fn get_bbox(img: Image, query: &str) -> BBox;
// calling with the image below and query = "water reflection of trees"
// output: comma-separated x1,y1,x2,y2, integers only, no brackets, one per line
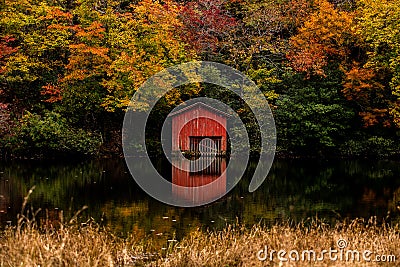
229,159,400,225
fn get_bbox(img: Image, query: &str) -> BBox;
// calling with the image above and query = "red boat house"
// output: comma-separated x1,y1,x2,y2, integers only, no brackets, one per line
168,102,229,157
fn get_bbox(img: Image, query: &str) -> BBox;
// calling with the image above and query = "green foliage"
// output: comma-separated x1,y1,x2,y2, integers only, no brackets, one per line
8,111,102,157
0,104,13,157
341,135,400,159
275,71,355,156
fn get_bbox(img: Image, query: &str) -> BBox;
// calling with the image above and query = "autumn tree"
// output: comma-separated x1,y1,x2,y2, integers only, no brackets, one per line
353,0,400,128
342,65,392,128
0,35,17,111
59,17,111,127
288,0,355,77
0,0,105,157
102,0,197,112
179,0,237,59
0,0,73,114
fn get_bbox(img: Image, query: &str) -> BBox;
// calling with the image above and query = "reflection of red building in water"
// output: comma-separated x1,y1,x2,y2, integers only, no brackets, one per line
168,102,229,204
172,158,227,204
168,102,229,156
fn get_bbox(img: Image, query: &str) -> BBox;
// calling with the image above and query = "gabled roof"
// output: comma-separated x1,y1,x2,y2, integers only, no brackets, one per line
167,102,231,118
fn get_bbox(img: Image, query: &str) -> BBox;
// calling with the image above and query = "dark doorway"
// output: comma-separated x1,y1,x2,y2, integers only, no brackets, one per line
189,136,222,154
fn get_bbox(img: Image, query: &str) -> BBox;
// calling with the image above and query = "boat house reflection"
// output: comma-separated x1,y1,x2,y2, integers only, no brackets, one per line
172,158,227,205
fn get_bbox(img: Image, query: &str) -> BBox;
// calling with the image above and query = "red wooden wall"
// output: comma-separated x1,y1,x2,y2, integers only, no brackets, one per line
170,104,228,152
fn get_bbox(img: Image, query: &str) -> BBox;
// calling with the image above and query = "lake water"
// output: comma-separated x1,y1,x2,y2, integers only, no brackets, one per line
1,158,400,241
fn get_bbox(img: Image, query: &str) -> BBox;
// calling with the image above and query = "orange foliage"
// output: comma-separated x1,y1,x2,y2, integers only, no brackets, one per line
343,65,392,127
41,84,62,103
40,7,73,21
74,22,106,40
0,36,17,74
342,66,384,104
359,110,391,128
282,0,313,29
288,0,354,76
62,22,110,83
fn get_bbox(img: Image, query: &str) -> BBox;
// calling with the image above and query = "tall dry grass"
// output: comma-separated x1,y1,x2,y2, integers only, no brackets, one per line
0,187,158,267
0,188,399,266
1,221,155,266
2,217,399,266
160,218,400,267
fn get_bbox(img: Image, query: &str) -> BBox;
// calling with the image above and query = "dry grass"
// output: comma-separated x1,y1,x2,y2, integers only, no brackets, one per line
0,222,156,267
0,189,399,266
1,218,399,266
160,218,400,267
0,187,158,267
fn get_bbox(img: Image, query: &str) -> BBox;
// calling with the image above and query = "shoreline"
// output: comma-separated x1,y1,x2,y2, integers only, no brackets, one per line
1,152,400,162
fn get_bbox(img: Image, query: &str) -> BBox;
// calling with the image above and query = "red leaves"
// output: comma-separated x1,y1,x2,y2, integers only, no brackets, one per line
0,36,17,57
0,103,8,110
179,0,237,54
63,44,110,82
287,47,328,77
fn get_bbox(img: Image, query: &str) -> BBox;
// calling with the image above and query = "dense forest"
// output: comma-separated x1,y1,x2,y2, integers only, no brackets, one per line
0,0,399,159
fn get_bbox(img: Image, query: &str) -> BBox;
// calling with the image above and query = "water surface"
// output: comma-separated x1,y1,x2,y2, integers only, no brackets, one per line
1,158,400,241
